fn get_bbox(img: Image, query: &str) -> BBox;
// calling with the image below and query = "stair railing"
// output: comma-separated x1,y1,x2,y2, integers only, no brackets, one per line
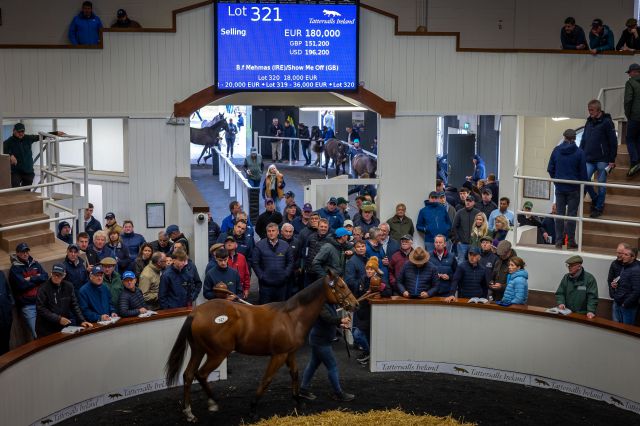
513,174,640,253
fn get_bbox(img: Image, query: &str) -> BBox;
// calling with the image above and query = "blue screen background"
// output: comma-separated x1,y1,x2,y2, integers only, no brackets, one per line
216,3,358,91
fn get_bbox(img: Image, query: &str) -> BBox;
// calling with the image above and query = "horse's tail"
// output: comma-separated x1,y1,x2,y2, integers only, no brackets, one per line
165,315,194,387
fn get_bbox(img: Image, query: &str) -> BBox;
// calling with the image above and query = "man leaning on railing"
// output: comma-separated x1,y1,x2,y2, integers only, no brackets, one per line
2,123,64,189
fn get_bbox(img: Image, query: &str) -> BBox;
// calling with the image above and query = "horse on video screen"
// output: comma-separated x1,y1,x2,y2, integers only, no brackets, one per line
165,271,358,423
352,153,377,178
190,113,229,165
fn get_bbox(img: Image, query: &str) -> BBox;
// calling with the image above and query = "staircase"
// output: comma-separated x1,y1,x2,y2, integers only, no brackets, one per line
582,141,640,254
0,192,69,275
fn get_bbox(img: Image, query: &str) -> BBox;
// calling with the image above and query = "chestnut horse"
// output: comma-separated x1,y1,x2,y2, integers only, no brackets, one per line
165,271,358,422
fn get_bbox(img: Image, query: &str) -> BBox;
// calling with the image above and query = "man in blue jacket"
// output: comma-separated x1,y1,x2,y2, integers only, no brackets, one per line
589,19,615,54
547,129,588,249
316,197,344,230
121,220,146,261
429,235,457,296
159,250,202,309
68,1,103,45
252,223,294,304
416,191,451,252
579,100,618,218
446,247,489,301
78,265,118,322
63,244,88,295
611,247,640,325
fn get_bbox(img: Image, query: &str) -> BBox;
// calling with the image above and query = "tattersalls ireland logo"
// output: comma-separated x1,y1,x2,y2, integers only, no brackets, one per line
323,10,342,18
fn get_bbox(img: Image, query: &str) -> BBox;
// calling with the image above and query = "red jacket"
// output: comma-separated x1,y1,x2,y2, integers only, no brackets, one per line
228,252,250,292
389,249,412,291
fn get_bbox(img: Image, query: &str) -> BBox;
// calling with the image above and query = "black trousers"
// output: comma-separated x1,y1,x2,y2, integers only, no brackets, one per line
0,318,12,356
11,172,35,189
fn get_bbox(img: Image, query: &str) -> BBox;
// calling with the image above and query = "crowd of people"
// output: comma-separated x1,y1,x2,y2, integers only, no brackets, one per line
561,16,640,53
68,2,142,46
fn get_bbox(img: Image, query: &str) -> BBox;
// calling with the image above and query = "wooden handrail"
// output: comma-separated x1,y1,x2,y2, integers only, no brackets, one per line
369,296,640,338
175,177,210,214
0,308,191,374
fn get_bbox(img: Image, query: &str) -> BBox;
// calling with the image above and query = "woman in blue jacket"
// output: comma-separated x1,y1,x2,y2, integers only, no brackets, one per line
501,256,528,305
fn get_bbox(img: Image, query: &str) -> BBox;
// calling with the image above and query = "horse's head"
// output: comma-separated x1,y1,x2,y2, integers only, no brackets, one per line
324,270,358,311
336,141,350,164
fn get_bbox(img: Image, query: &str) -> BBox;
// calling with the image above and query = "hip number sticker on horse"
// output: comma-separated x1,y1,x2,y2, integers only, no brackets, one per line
214,315,229,324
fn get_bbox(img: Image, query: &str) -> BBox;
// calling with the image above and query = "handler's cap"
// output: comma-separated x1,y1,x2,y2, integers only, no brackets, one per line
15,242,30,253
14,123,25,132
90,265,104,275
105,212,116,220
400,234,413,241
52,263,66,275
334,227,352,238
122,271,136,280
565,255,584,265
626,63,640,73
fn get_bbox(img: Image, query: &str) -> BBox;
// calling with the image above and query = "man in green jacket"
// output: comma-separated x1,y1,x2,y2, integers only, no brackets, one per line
312,228,353,277
555,255,598,318
624,63,640,177
386,203,415,241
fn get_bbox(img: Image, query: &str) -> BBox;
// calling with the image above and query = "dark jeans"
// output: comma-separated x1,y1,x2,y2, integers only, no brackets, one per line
258,284,286,304
614,304,638,325
301,343,342,394
626,119,640,164
248,178,261,188
226,138,234,157
585,161,608,211
555,190,579,243
292,140,299,161
301,141,311,164
11,172,35,189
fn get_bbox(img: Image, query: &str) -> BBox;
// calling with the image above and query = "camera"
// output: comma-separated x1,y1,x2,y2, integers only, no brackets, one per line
197,213,206,222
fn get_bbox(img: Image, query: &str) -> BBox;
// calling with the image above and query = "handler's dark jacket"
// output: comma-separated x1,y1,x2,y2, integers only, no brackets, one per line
36,278,87,337
158,261,202,309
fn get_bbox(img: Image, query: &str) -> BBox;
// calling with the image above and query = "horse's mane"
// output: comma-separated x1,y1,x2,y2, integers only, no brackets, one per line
283,278,325,311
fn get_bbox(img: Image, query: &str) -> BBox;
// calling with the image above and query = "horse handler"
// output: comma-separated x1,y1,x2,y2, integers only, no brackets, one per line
299,302,356,402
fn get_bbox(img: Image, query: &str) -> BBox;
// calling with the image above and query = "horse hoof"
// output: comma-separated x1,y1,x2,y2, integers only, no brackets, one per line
207,399,219,412
183,408,198,423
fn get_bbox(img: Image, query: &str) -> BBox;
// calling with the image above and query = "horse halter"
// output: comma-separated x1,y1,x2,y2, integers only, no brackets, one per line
328,278,355,311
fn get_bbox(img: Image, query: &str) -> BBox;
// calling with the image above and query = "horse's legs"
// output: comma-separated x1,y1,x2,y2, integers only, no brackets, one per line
195,352,228,413
197,145,208,165
250,353,288,416
285,352,300,400
182,347,206,423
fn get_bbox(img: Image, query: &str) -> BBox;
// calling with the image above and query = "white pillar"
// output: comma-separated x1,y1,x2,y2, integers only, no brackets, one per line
378,115,438,246
498,115,519,204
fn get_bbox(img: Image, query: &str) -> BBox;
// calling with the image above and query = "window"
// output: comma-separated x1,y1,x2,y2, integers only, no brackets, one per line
56,119,87,167
91,119,125,173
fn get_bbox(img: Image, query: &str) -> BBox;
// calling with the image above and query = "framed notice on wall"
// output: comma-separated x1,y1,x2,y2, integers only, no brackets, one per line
523,179,551,200
146,203,166,228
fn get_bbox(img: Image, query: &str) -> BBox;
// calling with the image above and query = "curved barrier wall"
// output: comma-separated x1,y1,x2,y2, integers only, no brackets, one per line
370,298,640,415
0,309,227,426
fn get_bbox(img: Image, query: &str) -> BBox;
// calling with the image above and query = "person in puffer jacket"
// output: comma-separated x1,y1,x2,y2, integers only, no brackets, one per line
416,192,451,251
397,247,440,298
611,247,640,325
9,243,49,338
118,271,148,318
68,2,103,45
501,257,528,305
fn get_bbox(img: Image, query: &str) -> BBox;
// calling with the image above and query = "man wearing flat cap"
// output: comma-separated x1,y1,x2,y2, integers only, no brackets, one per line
547,128,588,249
555,255,598,318
624,63,640,177
3,123,64,188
